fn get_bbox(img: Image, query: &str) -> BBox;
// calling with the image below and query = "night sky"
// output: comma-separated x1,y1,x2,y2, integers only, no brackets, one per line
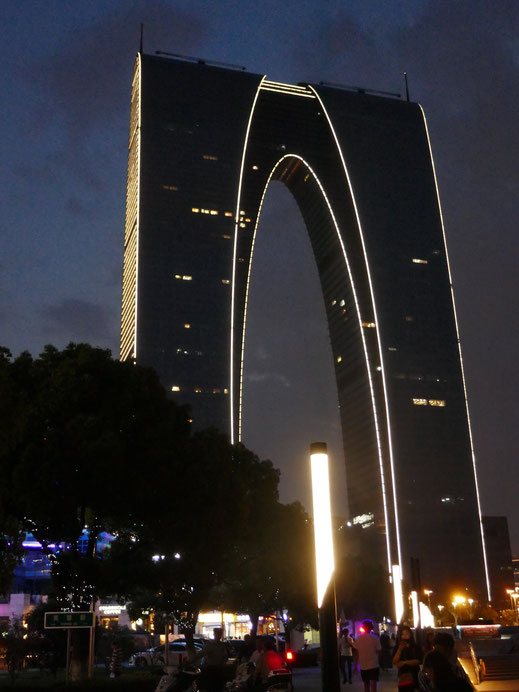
2,2,518,550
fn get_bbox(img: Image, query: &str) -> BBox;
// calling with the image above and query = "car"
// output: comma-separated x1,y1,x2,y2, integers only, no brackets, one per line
284,643,320,667
130,640,203,668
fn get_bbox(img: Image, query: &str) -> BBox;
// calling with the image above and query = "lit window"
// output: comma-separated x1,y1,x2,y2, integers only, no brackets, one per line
245,218,251,223
203,154,218,161
174,274,182,279
224,212,233,217
221,234,231,239
210,210,218,216
304,173,310,182
201,209,210,214
221,279,230,284
341,308,347,315
162,185,178,191
336,356,342,363
340,299,345,307
212,388,221,394
441,497,451,503
331,299,336,306
195,350,203,356
429,399,446,407
362,322,376,328
412,258,428,264
194,388,202,393
388,347,397,352
187,418,193,423
238,258,245,263
191,208,200,213
252,165,259,170
182,275,192,281
413,398,428,406
239,222,246,228
405,316,414,322
223,388,229,394
184,324,191,329
171,386,180,392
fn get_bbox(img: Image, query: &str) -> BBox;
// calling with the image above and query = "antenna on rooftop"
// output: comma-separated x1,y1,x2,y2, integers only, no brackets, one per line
404,73,410,102
140,23,144,53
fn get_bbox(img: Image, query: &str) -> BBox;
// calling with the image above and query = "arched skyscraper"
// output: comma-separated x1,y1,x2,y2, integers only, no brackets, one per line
121,53,490,605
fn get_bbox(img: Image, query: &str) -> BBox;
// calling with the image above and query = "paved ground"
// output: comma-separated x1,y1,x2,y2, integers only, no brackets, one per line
291,666,519,691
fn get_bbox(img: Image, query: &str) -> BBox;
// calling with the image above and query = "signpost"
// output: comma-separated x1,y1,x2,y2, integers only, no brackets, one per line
45,611,96,682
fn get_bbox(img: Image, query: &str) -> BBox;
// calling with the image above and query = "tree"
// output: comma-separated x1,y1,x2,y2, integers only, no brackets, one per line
0,343,190,678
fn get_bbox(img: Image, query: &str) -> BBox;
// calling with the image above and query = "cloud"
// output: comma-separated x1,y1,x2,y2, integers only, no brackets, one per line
40,299,115,344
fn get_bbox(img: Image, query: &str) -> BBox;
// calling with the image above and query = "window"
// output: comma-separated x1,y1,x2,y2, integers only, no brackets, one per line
252,165,259,170
405,316,414,322
239,222,246,228
221,279,230,284
171,386,180,392
224,212,233,217
223,388,229,394
184,324,191,329
174,274,182,279
203,154,218,161
412,258,428,264
212,388,221,394
194,388,202,393
362,321,376,328
191,208,200,213
339,299,345,306
388,347,397,352
336,356,342,363
221,234,231,239
413,398,428,406
162,185,178,191
429,399,446,407
331,299,336,306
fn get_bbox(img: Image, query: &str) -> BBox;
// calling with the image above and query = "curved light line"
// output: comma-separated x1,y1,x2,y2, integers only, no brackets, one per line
238,150,393,575
309,86,400,576
230,75,267,444
419,105,491,601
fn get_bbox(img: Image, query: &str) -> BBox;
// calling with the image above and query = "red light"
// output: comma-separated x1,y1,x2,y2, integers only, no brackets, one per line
359,626,366,634
286,651,294,661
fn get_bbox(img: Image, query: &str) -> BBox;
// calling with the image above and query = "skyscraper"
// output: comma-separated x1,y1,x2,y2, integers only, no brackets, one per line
121,53,489,604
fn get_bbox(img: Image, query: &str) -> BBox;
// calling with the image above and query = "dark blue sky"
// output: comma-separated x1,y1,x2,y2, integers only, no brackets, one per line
2,1,519,551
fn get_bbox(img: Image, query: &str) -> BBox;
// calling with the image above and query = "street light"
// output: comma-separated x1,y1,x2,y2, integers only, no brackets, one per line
310,442,340,692
424,589,433,611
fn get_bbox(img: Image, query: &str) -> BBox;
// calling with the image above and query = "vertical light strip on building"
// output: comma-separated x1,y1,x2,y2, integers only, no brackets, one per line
309,86,401,578
230,76,266,443
120,54,142,361
419,106,491,601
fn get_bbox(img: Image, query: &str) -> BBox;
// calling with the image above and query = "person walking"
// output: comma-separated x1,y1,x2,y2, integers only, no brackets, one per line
353,620,381,692
392,625,422,689
196,627,229,692
338,628,354,684
419,632,473,691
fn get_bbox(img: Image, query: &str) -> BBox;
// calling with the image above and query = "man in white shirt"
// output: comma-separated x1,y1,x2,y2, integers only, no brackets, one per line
353,620,381,692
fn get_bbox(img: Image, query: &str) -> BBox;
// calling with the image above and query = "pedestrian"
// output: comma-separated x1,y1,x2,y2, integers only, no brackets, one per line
419,632,473,691
338,627,354,684
392,625,422,689
254,638,285,688
379,630,393,671
196,627,229,692
423,630,435,657
353,620,381,692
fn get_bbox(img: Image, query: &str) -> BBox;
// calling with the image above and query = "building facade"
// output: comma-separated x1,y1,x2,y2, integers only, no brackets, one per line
121,53,489,605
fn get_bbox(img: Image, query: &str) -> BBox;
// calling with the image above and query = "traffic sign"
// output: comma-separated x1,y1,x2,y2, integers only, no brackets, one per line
44,611,95,629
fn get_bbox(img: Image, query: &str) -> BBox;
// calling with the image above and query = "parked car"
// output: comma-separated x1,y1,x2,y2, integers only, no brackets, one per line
284,643,320,667
130,640,203,668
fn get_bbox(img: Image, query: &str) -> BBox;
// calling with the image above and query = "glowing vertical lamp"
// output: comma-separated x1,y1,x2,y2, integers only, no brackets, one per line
310,442,340,692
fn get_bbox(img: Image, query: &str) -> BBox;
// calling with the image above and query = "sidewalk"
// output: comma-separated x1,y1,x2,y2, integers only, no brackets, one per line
291,666,519,691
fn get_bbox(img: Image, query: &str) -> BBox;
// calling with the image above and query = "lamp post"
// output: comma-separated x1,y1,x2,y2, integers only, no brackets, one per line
310,442,340,692
424,589,433,611
437,604,444,626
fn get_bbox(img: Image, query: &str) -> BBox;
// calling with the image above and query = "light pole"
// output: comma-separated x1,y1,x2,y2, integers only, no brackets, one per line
437,604,444,626
424,589,433,611
310,442,340,692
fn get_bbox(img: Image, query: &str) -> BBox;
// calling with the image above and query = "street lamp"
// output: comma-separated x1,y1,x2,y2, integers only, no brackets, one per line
424,589,433,611
310,442,340,692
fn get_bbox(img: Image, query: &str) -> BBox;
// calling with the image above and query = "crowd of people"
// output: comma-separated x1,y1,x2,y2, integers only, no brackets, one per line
338,620,474,691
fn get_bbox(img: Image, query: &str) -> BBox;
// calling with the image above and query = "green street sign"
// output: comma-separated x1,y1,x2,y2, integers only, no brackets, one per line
44,611,95,629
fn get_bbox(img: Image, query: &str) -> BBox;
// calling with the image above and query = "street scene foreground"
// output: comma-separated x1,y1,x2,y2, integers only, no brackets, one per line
2,665,519,691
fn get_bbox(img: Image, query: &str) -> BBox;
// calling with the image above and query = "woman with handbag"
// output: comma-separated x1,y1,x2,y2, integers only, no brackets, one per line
393,626,422,689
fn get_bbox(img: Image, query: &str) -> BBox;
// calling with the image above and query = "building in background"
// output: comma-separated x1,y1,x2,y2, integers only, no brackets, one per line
121,53,489,606
482,516,515,609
